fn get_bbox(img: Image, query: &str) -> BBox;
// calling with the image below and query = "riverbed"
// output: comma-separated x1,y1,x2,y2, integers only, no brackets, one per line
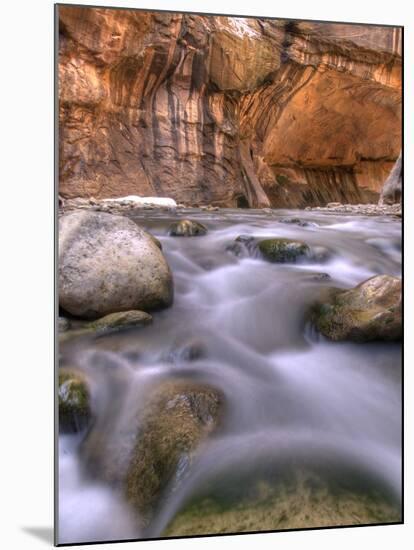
58,208,402,544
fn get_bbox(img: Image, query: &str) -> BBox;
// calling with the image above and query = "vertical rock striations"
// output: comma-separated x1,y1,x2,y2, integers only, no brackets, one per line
58,7,402,207
379,152,402,205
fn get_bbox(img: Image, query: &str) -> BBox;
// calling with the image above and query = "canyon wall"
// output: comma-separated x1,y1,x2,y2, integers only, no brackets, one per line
58,7,402,207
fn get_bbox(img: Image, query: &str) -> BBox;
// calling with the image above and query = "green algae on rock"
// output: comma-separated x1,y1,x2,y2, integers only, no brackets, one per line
258,238,310,263
311,274,402,342
163,467,400,536
88,310,152,333
125,381,223,522
168,220,208,237
58,369,92,433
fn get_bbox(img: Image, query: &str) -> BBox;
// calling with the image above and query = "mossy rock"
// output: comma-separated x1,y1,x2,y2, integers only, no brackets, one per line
58,369,92,433
258,238,310,263
168,220,208,237
58,316,71,332
59,310,152,345
163,467,400,536
125,380,223,522
58,326,95,345
88,310,152,333
311,275,402,342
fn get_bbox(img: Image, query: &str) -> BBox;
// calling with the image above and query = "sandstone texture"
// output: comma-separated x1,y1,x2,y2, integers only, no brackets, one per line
379,153,402,205
58,7,402,208
59,210,173,318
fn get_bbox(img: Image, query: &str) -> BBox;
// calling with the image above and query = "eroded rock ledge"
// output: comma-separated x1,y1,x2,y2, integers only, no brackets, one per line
58,7,402,208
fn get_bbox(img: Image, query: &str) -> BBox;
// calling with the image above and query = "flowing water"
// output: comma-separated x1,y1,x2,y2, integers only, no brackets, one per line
58,208,402,544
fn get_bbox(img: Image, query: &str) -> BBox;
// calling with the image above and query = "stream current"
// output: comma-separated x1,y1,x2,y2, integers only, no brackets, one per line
58,208,402,544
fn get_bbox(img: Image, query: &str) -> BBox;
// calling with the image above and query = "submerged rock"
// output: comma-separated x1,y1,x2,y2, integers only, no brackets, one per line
58,327,95,345
59,310,152,345
81,379,223,524
165,338,207,363
164,466,400,536
311,274,402,341
226,235,256,258
258,238,310,263
168,219,208,237
58,369,92,433
88,310,152,333
59,211,173,319
280,217,317,227
125,381,223,521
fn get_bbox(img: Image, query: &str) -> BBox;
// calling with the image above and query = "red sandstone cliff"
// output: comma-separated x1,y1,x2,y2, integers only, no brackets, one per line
58,7,402,207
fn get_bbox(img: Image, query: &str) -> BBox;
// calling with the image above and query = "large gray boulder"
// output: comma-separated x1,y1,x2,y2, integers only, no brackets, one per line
59,211,173,319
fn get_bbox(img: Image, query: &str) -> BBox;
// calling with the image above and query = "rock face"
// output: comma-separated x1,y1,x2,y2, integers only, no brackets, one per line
59,210,173,318
379,153,402,205
311,275,402,342
58,7,402,207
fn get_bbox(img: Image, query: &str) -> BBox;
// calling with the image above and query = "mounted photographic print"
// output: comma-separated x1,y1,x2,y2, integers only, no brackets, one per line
56,3,403,545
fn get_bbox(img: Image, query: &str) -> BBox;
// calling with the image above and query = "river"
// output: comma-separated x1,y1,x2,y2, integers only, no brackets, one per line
58,208,402,544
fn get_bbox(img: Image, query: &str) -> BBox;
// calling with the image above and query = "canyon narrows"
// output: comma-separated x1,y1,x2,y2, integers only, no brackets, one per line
58,7,402,208
57,6,402,545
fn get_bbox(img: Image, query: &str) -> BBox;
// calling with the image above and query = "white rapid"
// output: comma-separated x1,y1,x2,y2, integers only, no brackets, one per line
58,208,402,544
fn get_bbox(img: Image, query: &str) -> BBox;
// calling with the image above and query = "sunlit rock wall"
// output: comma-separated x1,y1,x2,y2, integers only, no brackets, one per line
58,7,402,207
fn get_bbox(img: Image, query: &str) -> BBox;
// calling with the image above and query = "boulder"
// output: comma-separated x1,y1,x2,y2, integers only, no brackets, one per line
81,379,222,526
125,381,223,520
258,238,310,263
58,369,92,433
164,466,400,536
311,275,402,341
59,211,173,319
168,220,208,237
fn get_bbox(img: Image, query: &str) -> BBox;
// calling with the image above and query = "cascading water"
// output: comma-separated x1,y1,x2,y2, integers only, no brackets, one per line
58,208,402,544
